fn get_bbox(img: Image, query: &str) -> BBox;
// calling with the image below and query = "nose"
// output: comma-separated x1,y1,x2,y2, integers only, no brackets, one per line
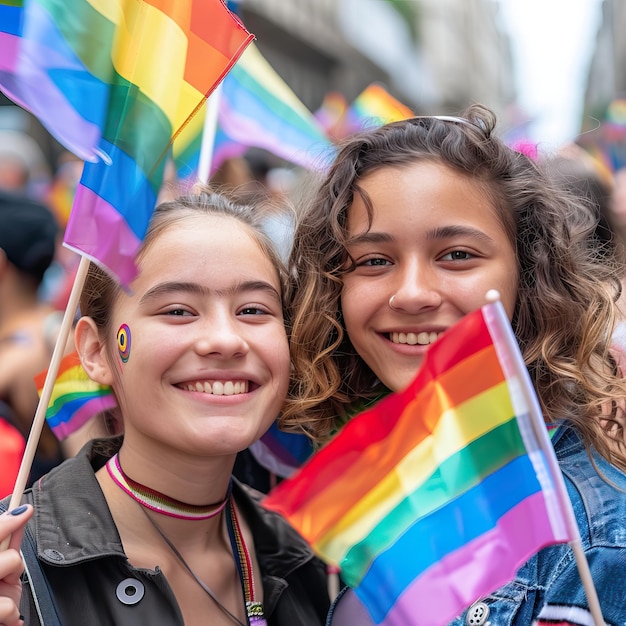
193,310,249,359
388,259,441,313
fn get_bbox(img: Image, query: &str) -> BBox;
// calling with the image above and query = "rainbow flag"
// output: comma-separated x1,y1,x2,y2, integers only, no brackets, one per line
35,351,117,441
343,83,414,135
173,42,335,179
263,301,573,626
0,0,253,286
313,91,349,141
216,42,335,171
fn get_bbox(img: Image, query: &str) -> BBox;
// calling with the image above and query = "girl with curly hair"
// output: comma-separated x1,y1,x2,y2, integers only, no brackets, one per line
283,104,626,625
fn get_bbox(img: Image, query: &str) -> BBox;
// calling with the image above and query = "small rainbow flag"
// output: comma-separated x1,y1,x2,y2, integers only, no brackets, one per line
263,301,573,626
343,83,414,135
35,351,117,441
314,91,349,140
249,422,314,478
0,0,253,286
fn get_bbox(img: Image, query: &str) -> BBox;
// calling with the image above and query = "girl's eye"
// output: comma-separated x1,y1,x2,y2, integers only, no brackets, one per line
165,308,192,317
360,257,391,266
440,250,472,261
238,306,268,316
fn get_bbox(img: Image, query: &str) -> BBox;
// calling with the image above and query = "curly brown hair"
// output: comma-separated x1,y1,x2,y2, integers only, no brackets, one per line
282,104,626,469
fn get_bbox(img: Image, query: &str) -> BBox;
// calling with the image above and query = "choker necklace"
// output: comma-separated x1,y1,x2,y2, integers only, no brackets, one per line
140,495,268,626
106,453,229,521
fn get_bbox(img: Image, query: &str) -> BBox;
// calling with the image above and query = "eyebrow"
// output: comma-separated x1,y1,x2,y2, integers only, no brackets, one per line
426,225,495,244
139,280,282,304
345,232,394,246
346,225,495,246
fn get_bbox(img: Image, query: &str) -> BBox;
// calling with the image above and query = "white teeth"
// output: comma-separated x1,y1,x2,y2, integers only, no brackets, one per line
184,381,249,395
391,332,441,345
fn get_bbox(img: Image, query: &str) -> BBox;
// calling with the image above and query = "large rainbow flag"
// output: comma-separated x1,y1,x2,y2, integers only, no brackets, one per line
264,301,574,626
35,351,117,441
0,0,253,285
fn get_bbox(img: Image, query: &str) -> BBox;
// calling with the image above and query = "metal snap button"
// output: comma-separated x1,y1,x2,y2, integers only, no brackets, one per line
42,549,65,562
466,601,490,626
116,578,145,605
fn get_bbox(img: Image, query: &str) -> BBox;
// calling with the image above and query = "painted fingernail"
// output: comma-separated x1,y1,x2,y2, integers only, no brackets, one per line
9,505,28,516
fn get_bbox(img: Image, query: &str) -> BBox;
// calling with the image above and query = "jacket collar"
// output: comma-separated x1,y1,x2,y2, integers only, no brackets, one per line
32,440,316,579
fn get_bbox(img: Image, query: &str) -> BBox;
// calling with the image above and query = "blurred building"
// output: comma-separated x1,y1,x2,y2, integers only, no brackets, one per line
239,0,516,120
582,0,626,127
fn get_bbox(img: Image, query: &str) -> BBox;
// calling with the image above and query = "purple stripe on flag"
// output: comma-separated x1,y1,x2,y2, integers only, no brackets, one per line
64,184,141,286
220,102,333,171
0,16,101,160
51,395,117,441
378,493,562,626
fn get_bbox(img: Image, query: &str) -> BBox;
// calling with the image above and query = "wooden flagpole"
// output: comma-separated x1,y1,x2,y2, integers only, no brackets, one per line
0,255,90,550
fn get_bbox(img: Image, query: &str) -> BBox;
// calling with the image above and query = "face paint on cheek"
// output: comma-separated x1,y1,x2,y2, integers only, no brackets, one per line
117,324,131,363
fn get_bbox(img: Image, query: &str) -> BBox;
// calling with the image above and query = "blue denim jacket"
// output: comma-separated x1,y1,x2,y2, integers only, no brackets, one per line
328,425,626,626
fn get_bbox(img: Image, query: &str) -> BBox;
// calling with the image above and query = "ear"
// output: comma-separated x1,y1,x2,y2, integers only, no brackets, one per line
75,317,115,386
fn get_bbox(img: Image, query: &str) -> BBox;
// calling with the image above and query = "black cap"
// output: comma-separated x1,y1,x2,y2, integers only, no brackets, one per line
0,190,58,282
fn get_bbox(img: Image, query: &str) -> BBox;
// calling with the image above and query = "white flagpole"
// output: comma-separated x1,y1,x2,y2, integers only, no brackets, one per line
197,83,222,184
484,290,606,626
0,255,90,550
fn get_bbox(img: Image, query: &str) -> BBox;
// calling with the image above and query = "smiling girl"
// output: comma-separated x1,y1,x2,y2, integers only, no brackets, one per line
0,189,329,626
284,105,626,625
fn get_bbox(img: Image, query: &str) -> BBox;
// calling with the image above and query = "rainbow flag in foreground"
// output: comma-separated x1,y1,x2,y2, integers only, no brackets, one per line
0,0,253,286
264,301,574,626
35,352,117,441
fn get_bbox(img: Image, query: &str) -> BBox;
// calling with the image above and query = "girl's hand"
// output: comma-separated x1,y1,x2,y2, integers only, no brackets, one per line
0,505,33,626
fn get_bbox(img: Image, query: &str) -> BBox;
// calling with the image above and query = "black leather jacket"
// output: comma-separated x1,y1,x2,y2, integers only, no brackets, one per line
8,441,329,625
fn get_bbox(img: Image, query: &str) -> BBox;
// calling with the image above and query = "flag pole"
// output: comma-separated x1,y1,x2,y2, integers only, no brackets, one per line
484,290,606,626
197,84,222,184
0,255,90,550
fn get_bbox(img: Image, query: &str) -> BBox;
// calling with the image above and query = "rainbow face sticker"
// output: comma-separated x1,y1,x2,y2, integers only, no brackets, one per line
117,324,131,363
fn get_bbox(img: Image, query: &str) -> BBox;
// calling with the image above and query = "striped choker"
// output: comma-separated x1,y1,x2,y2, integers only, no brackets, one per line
106,453,229,521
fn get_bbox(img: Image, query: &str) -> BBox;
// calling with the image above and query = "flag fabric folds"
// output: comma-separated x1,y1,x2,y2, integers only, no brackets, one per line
263,301,574,626
35,351,117,441
218,42,335,170
0,0,253,286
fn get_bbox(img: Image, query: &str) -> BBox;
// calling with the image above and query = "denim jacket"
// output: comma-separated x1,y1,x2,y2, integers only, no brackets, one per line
328,425,626,626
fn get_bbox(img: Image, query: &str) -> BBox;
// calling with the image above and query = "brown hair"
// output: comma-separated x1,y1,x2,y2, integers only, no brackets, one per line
283,104,626,469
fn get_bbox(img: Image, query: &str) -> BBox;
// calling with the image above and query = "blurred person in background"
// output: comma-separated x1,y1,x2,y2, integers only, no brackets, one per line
0,399,25,498
0,128,50,199
544,144,626,373
0,190,66,486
